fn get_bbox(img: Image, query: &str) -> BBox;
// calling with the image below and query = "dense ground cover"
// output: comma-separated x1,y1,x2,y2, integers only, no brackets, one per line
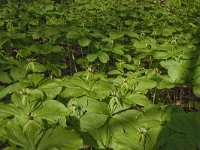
0,0,200,149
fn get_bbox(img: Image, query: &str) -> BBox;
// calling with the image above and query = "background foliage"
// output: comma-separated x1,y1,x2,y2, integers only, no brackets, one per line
0,0,200,149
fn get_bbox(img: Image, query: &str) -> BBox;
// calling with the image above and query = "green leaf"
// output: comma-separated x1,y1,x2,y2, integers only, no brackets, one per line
51,46,62,53
139,104,164,122
111,49,124,55
0,82,29,99
26,62,46,73
91,80,113,100
133,41,146,49
122,64,137,71
38,82,62,99
32,30,44,39
10,66,27,81
125,31,139,39
5,120,83,150
135,79,156,93
110,110,140,132
27,74,44,87
61,87,87,98
0,104,19,120
98,52,109,63
37,127,83,150
80,113,108,132
152,51,171,59
0,32,9,46
193,85,200,98
21,48,32,57
87,53,98,62
61,77,90,90
107,70,122,75
11,89,43,106
0,71,13,83
124,20,133,26
155,113,200,150
109,32,124,39
89,31,105,39
111,44,125,55
156,75,175,89
60,77,89,98
84,97,110,115
123,55,132,62
78,37,91,47
77,97,109,132
4,120,39,150
162,28,176,36
125,93,150,106
91,124,112,149
28,44,51,55
66,31,81,39
113,132,143,150
33,100,67,123
160,60,184,82
44,28,60,37
0,86,12,100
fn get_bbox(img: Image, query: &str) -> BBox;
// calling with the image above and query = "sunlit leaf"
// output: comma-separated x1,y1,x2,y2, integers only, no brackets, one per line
78,37,91,47
98,52,109,63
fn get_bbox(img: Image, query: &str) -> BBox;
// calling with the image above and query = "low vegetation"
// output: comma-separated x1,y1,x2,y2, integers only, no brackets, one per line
0,0,200,149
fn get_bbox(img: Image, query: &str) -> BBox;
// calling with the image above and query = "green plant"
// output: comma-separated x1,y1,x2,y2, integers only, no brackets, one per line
0,0,200,149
